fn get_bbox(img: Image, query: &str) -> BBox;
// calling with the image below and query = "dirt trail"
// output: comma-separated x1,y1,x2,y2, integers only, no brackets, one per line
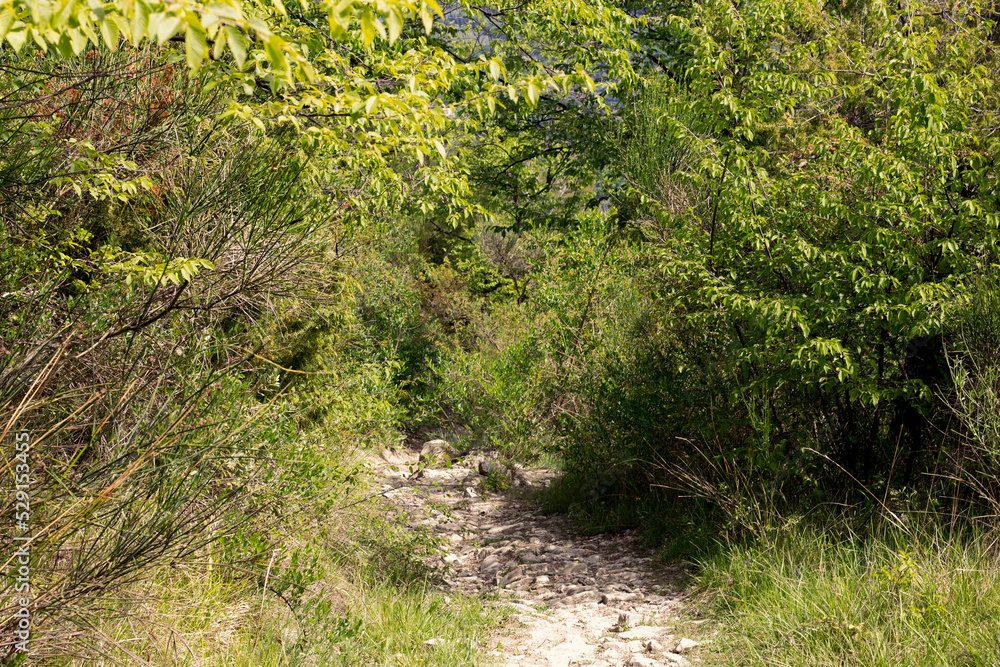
370,447,708,667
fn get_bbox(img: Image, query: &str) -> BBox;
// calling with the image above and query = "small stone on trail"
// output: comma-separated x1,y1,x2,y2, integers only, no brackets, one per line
487,522,522,534
626,656,657,667
419,439,451,465
664,652,691,665
423,637,446,648
463,487,478,498
499,566,524,586
380,448,407,465
478,459,502,476
619,626,669,640
646,639,664,653
480,556,502,573
555,590,599,606
611,612,630,632
674,637,701,653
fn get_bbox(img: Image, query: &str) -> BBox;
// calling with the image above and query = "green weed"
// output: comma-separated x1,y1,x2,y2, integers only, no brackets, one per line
697,523,1000,666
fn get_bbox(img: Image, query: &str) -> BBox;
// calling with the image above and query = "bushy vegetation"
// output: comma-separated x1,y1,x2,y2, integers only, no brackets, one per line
432,0,1000,542
3,0,1000,664
352,0,1000,663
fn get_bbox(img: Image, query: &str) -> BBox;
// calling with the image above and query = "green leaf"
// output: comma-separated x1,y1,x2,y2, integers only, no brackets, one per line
526,79,540,105
112,12,130,41
206,2,241,20
386,7,402,42
56,33,75,57
185,24,207,69
489,59,502,81
423,0,444,18
360,8,375,46
332,0,353,31
53,0,74,29
146,12,162,41
246,17,270,35
212,25,227,59
30,26,46,50
100,16,120,49
420,1,433,34
131,0,150,44
6,28,27,51
157,14,182,44
264,34,288,77
0,11,14,41
29,0,50,26
225,26,246,68
80,20,99,46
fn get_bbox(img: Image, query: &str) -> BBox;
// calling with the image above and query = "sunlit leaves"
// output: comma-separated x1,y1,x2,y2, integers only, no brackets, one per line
419,0,433,34
97,251,216,288
3,0,442,75
225,24,245,67
525,77,541,105
488,58,502,81
386,5,402,41
7,0,639,235
644,0,999,400
185,22,207,68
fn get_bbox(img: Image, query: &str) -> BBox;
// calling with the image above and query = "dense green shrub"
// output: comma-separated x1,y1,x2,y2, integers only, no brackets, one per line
587,0,1000,523
0,48,354,660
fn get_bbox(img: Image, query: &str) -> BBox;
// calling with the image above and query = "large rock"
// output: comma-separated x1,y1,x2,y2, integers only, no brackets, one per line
419,439,451,466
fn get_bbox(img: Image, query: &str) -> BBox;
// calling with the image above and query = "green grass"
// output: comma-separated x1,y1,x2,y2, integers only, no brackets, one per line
61,484,509,667
696,522,1000,666
330,583,508,666
67,566,506,667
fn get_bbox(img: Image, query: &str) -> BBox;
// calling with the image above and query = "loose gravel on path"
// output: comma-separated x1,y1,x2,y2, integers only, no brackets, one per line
370,448,709,667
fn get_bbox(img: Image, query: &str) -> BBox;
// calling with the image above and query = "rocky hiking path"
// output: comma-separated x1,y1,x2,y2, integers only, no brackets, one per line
370,441,710,667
